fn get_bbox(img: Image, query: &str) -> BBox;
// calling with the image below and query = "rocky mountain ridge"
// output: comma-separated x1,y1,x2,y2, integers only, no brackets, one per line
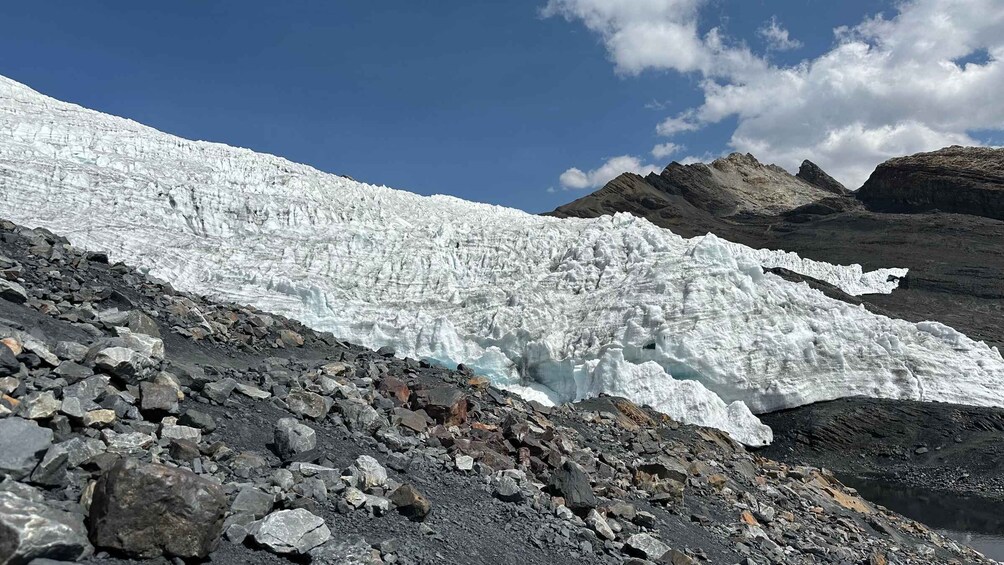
858,145,1004,220
555,153,837,221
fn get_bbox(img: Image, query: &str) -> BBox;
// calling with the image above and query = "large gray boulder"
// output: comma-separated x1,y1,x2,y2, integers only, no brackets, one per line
87,458,227,558
253,509,330,554
0,490,92,565
0,418,53,480
274,417,316,460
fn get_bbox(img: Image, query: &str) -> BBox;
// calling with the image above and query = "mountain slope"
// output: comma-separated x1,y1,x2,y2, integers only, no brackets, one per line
4,75,1004,446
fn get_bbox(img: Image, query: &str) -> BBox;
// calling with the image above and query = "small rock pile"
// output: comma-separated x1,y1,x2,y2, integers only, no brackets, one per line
0,218,993,565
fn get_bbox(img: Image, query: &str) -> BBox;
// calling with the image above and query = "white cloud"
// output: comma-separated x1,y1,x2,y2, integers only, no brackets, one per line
758,17,802,51
558,155,662,190
656,112,701,136
651,142,683,159
546,0,1004,189
542,0,711,75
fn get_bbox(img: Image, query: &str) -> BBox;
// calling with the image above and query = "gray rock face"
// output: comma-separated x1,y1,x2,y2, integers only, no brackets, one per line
0,417,53,480
0,280,28,304
858,146,1004,219
274,418,316,460
0,490,93,564
253,509,330,554
796,160,848,195
548,460,597,512
87,458,227,558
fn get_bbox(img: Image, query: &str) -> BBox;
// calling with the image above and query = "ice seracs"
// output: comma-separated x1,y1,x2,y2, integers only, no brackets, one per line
3,74,1004,445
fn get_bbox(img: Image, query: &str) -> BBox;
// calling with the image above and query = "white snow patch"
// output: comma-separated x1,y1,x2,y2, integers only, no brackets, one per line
2,75,1003,446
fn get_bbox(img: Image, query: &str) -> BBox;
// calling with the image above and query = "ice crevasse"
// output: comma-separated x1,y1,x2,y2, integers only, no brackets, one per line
2,74,1003,446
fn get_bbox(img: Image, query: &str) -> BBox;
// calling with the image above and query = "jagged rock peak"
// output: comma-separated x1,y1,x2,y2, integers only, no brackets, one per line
858,145,1004,220
796,160,848,195
655,152,839,217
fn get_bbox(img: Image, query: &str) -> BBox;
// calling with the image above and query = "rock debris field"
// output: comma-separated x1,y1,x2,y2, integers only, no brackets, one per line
0,217,995,564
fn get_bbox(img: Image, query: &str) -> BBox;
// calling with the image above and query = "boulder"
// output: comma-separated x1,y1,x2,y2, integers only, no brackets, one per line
0,280,28,304
139,381,179,415
274,418,316,460
414,386,467,425
624,533,671,560
127,310,161,338
93,347,151,384
18,391,60,420
253,509,330,554
87,458,227,558
0,417,52,480
231,487,275,519
548,460,598,512
286,390,329,420
388,484,432,521
350,455,387,490
0,490,92,564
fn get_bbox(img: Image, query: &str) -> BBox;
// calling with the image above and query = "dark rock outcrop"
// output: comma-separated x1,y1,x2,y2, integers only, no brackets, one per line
87,458,227,558
796,159,848,195
858,146,1004,219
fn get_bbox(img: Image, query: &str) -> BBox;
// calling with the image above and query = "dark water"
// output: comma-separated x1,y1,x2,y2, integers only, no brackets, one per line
837,475,1004,561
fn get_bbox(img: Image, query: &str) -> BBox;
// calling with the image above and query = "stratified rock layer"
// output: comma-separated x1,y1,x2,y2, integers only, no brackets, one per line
858,146,1004,219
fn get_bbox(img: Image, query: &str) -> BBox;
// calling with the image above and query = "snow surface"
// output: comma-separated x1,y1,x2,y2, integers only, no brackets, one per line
2,75,1004,446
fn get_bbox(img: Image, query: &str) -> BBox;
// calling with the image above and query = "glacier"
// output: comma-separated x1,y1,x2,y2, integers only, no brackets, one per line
2,75,1004,446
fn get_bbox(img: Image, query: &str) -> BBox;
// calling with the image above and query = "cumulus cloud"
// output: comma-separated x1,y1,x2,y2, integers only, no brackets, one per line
651,142,683,159
558,155,661,190
758,17,802,51
546,0,1004,189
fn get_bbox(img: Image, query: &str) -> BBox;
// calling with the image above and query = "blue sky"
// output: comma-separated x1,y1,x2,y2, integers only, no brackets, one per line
2,1,999,212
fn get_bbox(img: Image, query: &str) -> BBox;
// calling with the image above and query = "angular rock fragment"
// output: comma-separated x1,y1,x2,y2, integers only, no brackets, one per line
287,389,328,420
93,347,151,384
350,455,387,490
0,279,28,304
624,533,670,560
0,417,52,480
548,460,598,512
0,490,92,564
274,418,316,460
389,484,432,521
139,381,179,415
253,509,330,554
87,458,227,558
